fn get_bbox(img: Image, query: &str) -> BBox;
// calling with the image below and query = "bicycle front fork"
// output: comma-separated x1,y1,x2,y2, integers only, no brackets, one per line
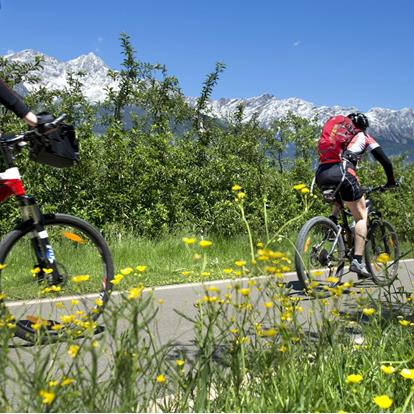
17,195,61,284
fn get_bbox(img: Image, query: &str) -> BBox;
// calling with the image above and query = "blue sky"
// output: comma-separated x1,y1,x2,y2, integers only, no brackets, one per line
1,0,413,111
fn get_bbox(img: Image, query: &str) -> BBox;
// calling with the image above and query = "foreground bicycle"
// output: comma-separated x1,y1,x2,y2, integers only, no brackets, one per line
0,115,114,341
295,184,400,290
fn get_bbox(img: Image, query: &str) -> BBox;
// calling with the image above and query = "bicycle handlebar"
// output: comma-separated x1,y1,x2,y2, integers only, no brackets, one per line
0,114,67,146
363,178,402,195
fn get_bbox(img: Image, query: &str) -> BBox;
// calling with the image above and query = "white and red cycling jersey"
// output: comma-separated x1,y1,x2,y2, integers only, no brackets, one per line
347,131,379,155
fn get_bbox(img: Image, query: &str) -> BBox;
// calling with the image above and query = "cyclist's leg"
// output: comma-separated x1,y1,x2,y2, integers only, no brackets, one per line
344,196,368,255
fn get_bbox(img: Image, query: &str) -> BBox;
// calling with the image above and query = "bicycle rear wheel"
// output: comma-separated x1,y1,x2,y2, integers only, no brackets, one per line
295,216,346,290
365,220,399,286
0,213,114,342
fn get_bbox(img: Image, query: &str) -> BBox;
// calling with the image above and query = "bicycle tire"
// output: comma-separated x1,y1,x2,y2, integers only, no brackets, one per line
295,216,346,289
365,220,399,286
0,213,114,342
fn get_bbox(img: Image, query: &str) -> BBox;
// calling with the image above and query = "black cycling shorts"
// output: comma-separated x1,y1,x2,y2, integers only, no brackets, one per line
316,162,363,202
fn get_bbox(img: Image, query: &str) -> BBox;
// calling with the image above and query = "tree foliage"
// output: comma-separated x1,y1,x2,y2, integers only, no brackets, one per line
0,36,412,242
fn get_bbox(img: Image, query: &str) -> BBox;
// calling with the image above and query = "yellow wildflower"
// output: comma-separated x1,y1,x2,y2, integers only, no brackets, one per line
60,315,76,324
301,187,310,194
181,271,192,277
400,368,414,379
136,265,147,272
381,365,396,375
293,183,306,191
71,275,90,283
120,267,133,275
182,237,196,245
376,253,390,264
362,308,375,316
0,264,7,270
239,288,250,297
111,274,124,285
235,260,246,267
156,374,166,383
201,272,210,277
61,377,75,386
223,268,233,274
373,395,393,409
128,286,143,299
68,345,80,358
399,319,410,326
326,276,339,284
264,301,273,309
176,359,185,367
237,192,246,200
231,184,242,191
95,298,103,307
199,240,213,248
345,374,363,384
39,390,55,405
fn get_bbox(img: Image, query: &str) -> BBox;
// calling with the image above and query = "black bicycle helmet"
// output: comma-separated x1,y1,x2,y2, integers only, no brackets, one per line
347,112,369,131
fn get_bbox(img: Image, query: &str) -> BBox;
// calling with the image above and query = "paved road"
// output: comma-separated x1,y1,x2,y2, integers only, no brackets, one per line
148,259,414,347
7,259,414,349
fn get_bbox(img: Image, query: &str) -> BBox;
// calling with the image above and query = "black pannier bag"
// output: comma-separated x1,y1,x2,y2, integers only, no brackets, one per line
29,123,79,168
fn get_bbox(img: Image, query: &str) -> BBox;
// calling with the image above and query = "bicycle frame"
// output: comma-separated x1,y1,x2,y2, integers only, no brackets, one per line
0,136,59,281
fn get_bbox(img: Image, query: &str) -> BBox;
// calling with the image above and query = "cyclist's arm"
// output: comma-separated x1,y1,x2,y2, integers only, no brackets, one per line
371,146,396,186
0,79,37,126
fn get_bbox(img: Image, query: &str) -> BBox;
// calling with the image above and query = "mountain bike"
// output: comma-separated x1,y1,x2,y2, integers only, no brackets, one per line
294,184,400,289
0,115,114,342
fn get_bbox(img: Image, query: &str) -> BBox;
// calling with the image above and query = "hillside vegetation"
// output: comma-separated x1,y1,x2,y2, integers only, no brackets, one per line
0,34,413,242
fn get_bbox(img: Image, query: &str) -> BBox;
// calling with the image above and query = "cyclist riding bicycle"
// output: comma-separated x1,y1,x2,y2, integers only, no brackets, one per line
315,112,396,278
0,78,38,127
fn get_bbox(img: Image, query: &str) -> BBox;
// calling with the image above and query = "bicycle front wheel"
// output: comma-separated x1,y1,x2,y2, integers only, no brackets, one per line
0,213,114,341
365,220,399,286
295,216,346,290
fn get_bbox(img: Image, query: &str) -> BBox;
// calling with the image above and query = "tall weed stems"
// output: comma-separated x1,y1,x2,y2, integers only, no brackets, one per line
0,184,413,412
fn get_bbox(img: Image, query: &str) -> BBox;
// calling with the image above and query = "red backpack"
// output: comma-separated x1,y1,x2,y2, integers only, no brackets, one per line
318,115,359,164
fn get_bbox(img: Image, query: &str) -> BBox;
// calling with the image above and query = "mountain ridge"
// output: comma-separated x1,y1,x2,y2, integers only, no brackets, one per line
4,49,414,157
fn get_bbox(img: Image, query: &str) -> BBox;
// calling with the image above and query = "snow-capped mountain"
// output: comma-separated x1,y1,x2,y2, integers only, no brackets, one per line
4,50,414,156
5,49,116,102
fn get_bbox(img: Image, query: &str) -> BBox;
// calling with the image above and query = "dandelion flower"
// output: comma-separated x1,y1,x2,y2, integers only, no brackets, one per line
345,374,363,384
231,184,242,191
136,265,147,272
400,368,414,379
111,274,124,285
362,308,375,316
199,240,213,248
156,374,166,383
301,188,310,194
67,345,80,358
128,286,143,299
223,268,233,274
373,395,393,409
399,319,410,326
239,288,250,296
61,377,75,386
293,183,306,191
182,237,196,245
376,253,390,264
264,301,273,309
176,359,185,367
235,260,246,267
236,192,246,200
381,365,396,375
39,390,55,405
71,275,90,283
120,267,133,275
